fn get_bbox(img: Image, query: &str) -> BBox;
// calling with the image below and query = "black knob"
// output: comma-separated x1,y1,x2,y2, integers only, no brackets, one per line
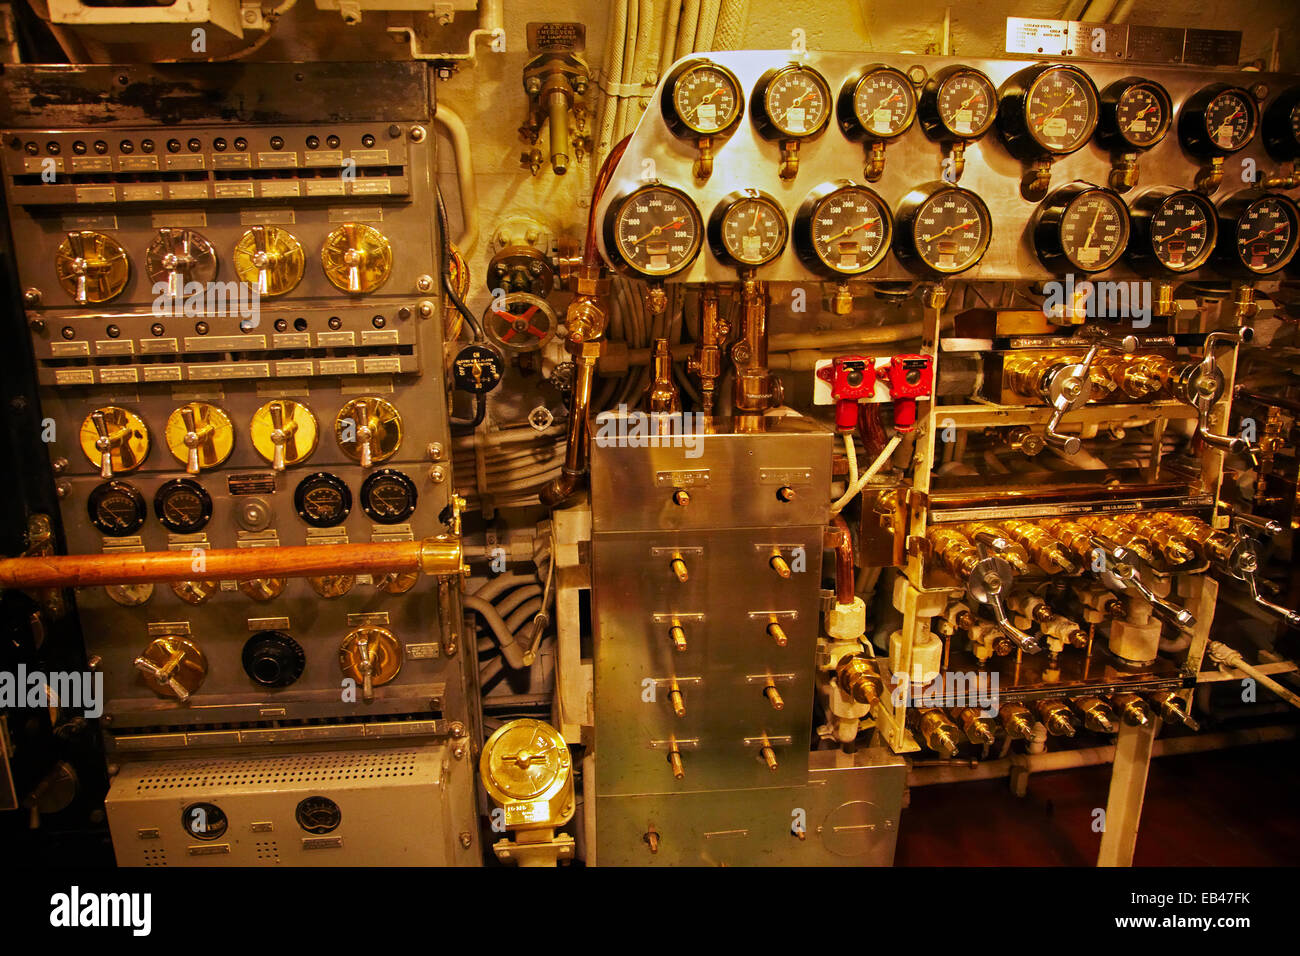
242,631,305,688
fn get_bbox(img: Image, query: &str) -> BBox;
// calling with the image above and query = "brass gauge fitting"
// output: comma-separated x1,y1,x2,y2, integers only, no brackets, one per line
309,573,355,599
999,703,1036,740
164,402,234,475
250,399,319,472
1076,515,1158,565
233,224,304,297
836,655,884,706
335,397,402,468
1112,513,1197,567
1147,690,1200,730
951,707,999,745
374,570,418,594
133,635,207,702
1000,519,1078,574
1072,696,1119,734
959,523,1031,574
1038,518,1104,567
170,580,217,605
927,527,981,580
239,577,285,602
1034,698,1080,737
1152,512,1238,566
1091,354,1165,400
1109,692,1153,727
80,407,149,478
321,222,393,294
339,625,404,703
55,230,130,304
911,708,964,757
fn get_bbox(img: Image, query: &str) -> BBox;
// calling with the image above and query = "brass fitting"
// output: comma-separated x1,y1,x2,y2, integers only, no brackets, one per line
998,703,1036,740
1001,519,1078,574
1034,698,1080,737
836,655,883,707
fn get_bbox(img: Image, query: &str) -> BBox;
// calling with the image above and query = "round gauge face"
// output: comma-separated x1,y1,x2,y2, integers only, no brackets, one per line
1114,82,1170,148
1234,196,1299,274
670,62,742,136
1148,192,1216,272
937,70,996,138
803,185,891,275
1059,189,1129,272
1203,89,1257,152
852,68,916,138
88,480,146,537
153,478,213,535
763,66,831,137
909,188,992,274
360,469,418,524
713,193,788,267
296,796,342,834
294,472,352,528
608,185,703,277
1025,68,1098,153
182,802,228,841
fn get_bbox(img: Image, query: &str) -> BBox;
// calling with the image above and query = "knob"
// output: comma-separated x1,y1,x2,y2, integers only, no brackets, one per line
165,402,234,474
251,399,319,472
80,407,149,478
669,554,689,582
232,225,304,297
321,222,393,294
239,577,285,602
764,678,785,710
170,580,217,605
146,227,217,297
1040,333,1138,454
55,230,129,304
133,635,207,702
242,630,306,687
668,622,687,652
1170,328,1254,453
672,489,691,507
1088,536,1196,629
339,626,404,703
335,397,402,468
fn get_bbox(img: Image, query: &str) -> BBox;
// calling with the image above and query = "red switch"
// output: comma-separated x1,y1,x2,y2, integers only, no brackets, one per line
880,355,933,433
816,356,876,431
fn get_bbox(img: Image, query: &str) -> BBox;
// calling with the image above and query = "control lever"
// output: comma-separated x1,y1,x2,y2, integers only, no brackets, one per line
1224,507,1283,537
133,649,193,703
66,231,89,304
268,401,298,473
1173,327,1254,453
180,405,212,476
354,399,374,469
1089,536,1195,630
1218,520,1300,627
1039,332,1138,455
159,227,193,299
966,545,1040,654
250,225,272,296
91,409,114,479
355,631,375,703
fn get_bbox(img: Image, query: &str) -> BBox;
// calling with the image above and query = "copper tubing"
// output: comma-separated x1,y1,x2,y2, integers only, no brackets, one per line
583,134,632,272
733,280,771,415
542,345,599,506
0,538,463,590
829,515,856,606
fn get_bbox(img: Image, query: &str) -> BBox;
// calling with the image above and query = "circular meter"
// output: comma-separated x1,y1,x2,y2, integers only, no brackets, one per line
1179,84,1259,157
997,64,1100,159
919,66,997,141
750,64,833,141
603,183,704,278
837,65,917,141
1263,86,1300,161
661,58,743,139
793,181,892,277
1127,188,1217,274
1033,182,1130,273
893,182,992,276
1098,78,1173,151
708,189,789,269
1214,191,1300,276
480,718,575,831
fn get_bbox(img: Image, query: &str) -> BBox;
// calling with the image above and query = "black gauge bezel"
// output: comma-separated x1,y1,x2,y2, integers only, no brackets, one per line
1126,187,1217,275
1178,83,1260,158
294,472,352,528
295,795,343,834
707,189,789,269
1214,190,1300,277
750,63,834,142
242,630,306,688
88,480,147,537
1099,77,1173,151
918,65,998,142
793,180,893,278
602,182,705,279
997,64,1100,160
1263,85,1300,161
153,477,213,535
182,802,228,841
1033,182,1131,274
661,58,744,139
836,64,918,142
892,182,993,277
360,468,419,524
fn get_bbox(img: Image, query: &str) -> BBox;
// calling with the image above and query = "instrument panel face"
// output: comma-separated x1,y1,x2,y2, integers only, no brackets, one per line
595,51,1300,283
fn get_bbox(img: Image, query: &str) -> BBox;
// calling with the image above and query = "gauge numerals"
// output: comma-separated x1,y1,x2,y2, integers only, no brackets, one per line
1179,84,1259,157
837,65,917,141
708,190,789,270
998,64,1099,159
1214,191,1300,276
751,64,833,141
1099,78,1172,151
794,181,892,278
919,67,997,141
1127,189,1217,274
662,58,744,139
1033,183,1130,274
603,184,704,278
893,183,992,276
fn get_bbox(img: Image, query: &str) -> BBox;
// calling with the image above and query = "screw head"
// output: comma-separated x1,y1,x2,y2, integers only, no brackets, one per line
416,274,434,292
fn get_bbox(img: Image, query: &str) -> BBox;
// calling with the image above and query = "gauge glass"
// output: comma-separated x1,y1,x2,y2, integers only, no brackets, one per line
1235,196,1298,273
360,469,418,524
937,70,995,137
1149,193,1215,272
1115,82,1169,148
853,68,916,138
1060,190,1129,272
764,67,831,136
1025,68,1097,153
295,473,352,528
610,186,702,277
1205,90,1256,152
154,478,212,534
912,189,991,273
88,481,146,537
671,63,741,135
807,186,890,275
719,195,788,267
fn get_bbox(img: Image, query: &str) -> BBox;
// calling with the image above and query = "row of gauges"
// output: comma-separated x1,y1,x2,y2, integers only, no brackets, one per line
88,469,418,537
662,58,1300,170
51,223,393,305
604,180,1299,278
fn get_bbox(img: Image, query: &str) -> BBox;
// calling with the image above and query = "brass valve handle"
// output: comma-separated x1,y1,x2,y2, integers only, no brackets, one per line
1089,536,1195,630
269,401,297,473
133,650,192,702
1181,327,1254,453
91,409,114,479
1040,332,1138,454
354,399,374,468
180,405,211,476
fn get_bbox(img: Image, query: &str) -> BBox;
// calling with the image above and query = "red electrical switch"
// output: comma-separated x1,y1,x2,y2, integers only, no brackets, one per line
879,354,933,433
816,356,876,431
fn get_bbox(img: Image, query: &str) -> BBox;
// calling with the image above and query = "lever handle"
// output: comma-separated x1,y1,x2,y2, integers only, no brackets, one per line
1223,536,1300,628
355,399,373,468
133,652,191,703
1189,327,1253,452
269,401,293,473
1089,536,1195,630
1038,332,1137,455
355,634,375,702
966,553,1040,653
91,409,114,478
181,405,202,475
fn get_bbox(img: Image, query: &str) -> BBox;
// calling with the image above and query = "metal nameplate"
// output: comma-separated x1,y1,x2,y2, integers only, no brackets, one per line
654,469,710,488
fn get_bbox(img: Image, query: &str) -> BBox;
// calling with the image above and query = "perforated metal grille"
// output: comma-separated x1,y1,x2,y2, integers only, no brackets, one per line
141,847,167,867
132,750,422,792
254,840,281,864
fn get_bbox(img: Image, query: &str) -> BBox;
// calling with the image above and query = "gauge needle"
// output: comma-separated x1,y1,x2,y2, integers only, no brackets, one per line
1153,220,1204,243
824,217,878,245
628,218,685,246
1034,91,1075,129
873,91,901,112
782,90,815,124
686,87,724,118
1248,224,1286,243
1214,109,1243,140
958,90,982,110
925,217,978,245
750,204,762,231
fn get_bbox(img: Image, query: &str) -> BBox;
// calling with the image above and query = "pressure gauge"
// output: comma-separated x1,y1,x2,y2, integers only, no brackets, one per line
1127,188,1217,274
1214,191,1300,276
997,64,1099,158
708,190,789,269
1263,86,1300,161
294,472,352,528
88,480,147,537
233,224,304,297
837,65,917,141
1179,84,1259,157
360,468,418,524
893,182,992,276
153,478,213,535
1099,78,1172,151
793,181,892,277
751,64,832,140
661,58,743,139
1034,183,1130,274
919,66,997,141
603,183,703,278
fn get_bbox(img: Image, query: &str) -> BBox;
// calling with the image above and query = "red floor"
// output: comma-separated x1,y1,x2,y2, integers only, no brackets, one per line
896,740,1300,866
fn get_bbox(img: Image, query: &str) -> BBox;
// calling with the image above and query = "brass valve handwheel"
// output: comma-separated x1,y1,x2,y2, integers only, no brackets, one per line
339,625,404,702
164,402,234,474
321,222,393,294
55,230,130,304
233,225,304,297
79,406,149,478
335,396,402,467
146,227,218,296
250,399,319,472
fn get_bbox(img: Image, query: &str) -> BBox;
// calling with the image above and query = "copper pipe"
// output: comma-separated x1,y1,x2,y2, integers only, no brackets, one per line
0,538,463,590
829,515,856,606
689,287,726,412
733,280,771,416
583,134,632,272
